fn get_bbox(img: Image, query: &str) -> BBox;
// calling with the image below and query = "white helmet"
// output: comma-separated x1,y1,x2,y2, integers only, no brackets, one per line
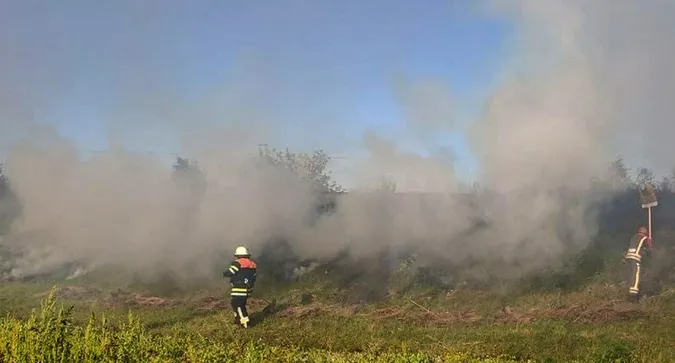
234,246,250,257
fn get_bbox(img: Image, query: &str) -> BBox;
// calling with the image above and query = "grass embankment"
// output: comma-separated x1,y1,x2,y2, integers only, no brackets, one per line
1,279,674,363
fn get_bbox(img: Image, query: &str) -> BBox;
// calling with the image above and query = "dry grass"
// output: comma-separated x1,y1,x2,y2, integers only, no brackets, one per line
2,280,673,362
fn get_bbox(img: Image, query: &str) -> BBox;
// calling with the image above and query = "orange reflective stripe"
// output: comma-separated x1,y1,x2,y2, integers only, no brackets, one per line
236,258,257,269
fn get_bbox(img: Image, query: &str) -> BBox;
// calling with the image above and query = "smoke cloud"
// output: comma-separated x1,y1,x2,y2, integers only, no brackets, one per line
1,0,673,284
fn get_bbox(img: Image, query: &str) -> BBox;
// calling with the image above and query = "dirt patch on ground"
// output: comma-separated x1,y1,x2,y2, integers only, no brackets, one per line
276,303,360,318
98,289,273,312
432,311,483,324
372,307,405,319
193,296,229,311
45,285,651,325
539,302,645,324
235,298,648,325
370,306,483,325
436,303,646,325
42,285,103,300
103,289,181,308
276,304,324,318
493,301,647,324
192,296,270,311
43,286,227,310
370,300,650,326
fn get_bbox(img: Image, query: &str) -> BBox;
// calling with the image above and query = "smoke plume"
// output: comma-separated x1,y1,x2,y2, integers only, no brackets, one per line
1,0,673,284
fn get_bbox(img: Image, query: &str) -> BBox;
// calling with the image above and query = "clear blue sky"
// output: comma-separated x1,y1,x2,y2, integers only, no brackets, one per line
1,0,513,183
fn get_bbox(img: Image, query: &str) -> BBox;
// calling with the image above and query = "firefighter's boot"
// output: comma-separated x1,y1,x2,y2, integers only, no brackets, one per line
237,307,249,328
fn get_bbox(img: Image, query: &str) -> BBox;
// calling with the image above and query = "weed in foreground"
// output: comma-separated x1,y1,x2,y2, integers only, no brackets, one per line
0,287,530,363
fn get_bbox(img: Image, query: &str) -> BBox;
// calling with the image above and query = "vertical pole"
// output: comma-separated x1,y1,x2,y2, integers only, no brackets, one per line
648,206,653,238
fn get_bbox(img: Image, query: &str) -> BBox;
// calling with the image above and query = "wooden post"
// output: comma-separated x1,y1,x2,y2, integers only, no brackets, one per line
648,206,652,237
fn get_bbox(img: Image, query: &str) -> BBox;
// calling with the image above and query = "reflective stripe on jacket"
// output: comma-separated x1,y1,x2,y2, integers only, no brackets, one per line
625,234,649,262
223,257,257,296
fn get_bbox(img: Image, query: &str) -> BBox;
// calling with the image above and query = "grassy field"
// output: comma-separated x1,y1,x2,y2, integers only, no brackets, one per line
1,267,674,363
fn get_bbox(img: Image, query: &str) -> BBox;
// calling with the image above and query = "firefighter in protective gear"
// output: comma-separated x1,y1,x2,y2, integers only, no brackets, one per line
624,226,652,302
223,246,257,328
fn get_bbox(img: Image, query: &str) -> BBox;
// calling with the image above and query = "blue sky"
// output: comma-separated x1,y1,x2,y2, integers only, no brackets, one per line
1,0,514,183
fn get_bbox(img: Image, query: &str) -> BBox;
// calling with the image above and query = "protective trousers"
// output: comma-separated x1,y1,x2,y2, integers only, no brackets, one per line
231,295,250,327
627,259,642,302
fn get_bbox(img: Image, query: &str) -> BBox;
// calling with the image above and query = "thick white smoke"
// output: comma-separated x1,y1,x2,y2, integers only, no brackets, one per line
1,0,674,283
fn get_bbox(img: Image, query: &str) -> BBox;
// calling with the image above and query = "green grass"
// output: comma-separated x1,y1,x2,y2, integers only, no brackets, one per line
0,287,527,363
1,279,674,362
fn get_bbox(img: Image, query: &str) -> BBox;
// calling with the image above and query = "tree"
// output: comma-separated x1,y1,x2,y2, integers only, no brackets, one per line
658,176,672,192
172,157,206,190
172,157,191,174
257,145,344,194
634,167,655,189
658,166,675,192
607,158,631,189
0,163,20,235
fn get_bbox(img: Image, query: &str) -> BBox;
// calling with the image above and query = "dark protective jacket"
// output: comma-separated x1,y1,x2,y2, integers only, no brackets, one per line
625,233,652,263
223,257,257,297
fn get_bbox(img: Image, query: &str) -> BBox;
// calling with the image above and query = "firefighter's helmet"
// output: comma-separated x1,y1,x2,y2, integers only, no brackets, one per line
234,246,250,257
